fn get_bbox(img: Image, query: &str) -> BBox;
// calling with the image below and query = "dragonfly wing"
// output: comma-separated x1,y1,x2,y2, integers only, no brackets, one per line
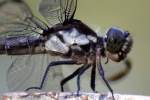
39,0,77,26
0,0,68,91
7,55,36,91
0,0,48,37
7,54,66,91
0,0,33,23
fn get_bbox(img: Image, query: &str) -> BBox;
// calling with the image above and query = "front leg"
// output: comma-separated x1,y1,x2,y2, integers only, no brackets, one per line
98,63,115,100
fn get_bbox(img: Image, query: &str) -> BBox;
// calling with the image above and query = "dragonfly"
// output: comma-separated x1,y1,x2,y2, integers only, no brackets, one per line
0,0,133,99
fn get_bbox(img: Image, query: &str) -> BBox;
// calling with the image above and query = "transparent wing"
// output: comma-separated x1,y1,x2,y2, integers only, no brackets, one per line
7,54,66,91
0,0,65,91
0,0,32,23
39,0,77,26
0,0,48,37
102,58,132,82
7,55,38,91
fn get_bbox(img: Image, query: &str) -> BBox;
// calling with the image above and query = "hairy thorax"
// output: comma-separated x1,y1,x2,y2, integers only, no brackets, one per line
44,24,99,64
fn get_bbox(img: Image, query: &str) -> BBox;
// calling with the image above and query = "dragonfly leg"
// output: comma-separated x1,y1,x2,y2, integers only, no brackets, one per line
25,60,77,91
60,66,83,92
76,64,91,96
98,64,115,100
90,64,97,92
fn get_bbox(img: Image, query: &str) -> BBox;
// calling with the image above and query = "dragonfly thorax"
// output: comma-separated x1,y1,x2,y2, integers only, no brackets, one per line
44,24,103,64
45,28,97,50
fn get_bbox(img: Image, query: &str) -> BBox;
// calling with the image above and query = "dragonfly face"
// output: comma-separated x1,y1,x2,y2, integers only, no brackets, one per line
0,0,133,98
105,27,133,62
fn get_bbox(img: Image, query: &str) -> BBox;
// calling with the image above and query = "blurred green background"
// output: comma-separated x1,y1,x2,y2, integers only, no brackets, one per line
0,0,150,96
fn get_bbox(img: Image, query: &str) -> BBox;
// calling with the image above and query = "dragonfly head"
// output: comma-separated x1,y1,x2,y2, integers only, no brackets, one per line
104,27,133,62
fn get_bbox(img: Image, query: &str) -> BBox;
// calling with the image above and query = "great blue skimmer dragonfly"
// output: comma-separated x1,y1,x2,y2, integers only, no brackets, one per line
0,0,133,98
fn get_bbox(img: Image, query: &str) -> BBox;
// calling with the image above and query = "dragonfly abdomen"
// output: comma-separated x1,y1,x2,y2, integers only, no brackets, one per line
0,35,46,55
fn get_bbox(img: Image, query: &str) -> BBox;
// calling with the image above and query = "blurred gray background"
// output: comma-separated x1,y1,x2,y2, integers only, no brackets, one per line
0,0,150,96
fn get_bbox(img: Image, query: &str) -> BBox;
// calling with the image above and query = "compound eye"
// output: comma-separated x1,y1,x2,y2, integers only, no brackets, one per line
106,27,126,54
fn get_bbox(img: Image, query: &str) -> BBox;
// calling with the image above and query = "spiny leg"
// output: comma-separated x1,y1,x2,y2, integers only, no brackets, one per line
90,64,96,92
60,66,84,92
77,64,91,95
25,60,77,91
98,64,115,100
